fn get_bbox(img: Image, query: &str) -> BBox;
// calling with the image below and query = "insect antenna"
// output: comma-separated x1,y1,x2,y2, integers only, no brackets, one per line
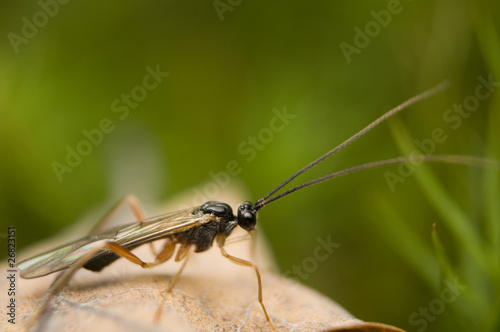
256,155,500,209
254,80,498,211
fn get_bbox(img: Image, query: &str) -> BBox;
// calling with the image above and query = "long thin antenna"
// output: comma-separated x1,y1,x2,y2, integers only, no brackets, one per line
256,155,500,209
254,81,450,211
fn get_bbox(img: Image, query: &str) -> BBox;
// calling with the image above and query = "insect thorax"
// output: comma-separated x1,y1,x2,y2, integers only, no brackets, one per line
180,201,238,252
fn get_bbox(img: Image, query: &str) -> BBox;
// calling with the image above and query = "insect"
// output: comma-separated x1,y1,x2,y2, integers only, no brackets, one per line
18,81,498,331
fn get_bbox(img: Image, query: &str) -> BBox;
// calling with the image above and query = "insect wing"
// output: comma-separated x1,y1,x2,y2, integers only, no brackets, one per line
113,208,206,248
17,237,106,279
17,208,205,279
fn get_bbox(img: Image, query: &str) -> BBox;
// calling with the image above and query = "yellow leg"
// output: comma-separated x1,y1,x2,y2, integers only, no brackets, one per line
89,195,157,257
154,245,195,323
24,239,177,331
216,234,277,331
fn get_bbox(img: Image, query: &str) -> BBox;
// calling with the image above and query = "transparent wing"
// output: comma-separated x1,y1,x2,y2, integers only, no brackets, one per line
18,208,204,279
18,238,105,279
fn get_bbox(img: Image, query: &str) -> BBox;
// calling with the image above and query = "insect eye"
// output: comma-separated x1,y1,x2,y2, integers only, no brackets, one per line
237,201,256,232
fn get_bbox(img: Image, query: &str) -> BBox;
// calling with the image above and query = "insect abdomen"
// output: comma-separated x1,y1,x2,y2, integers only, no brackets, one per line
82,242,142,272
83,253,121,272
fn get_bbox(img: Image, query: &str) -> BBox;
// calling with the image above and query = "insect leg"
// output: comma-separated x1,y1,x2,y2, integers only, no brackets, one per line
90,195,144,234
154,245,195,323
24,242,111,331
174,242,191,262
126,238,176,269
224,233,252,246
249,230,258,263
89,195,158,256
25,240,177,330
216,234,277,331
151,238,176,266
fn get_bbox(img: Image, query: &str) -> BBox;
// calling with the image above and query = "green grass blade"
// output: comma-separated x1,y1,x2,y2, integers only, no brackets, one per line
387,118,488,272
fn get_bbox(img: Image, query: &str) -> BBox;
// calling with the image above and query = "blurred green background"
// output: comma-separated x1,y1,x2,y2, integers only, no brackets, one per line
1,1,499,331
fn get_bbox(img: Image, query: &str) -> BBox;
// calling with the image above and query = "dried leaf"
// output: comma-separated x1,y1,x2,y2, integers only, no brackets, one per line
2,187,405,332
